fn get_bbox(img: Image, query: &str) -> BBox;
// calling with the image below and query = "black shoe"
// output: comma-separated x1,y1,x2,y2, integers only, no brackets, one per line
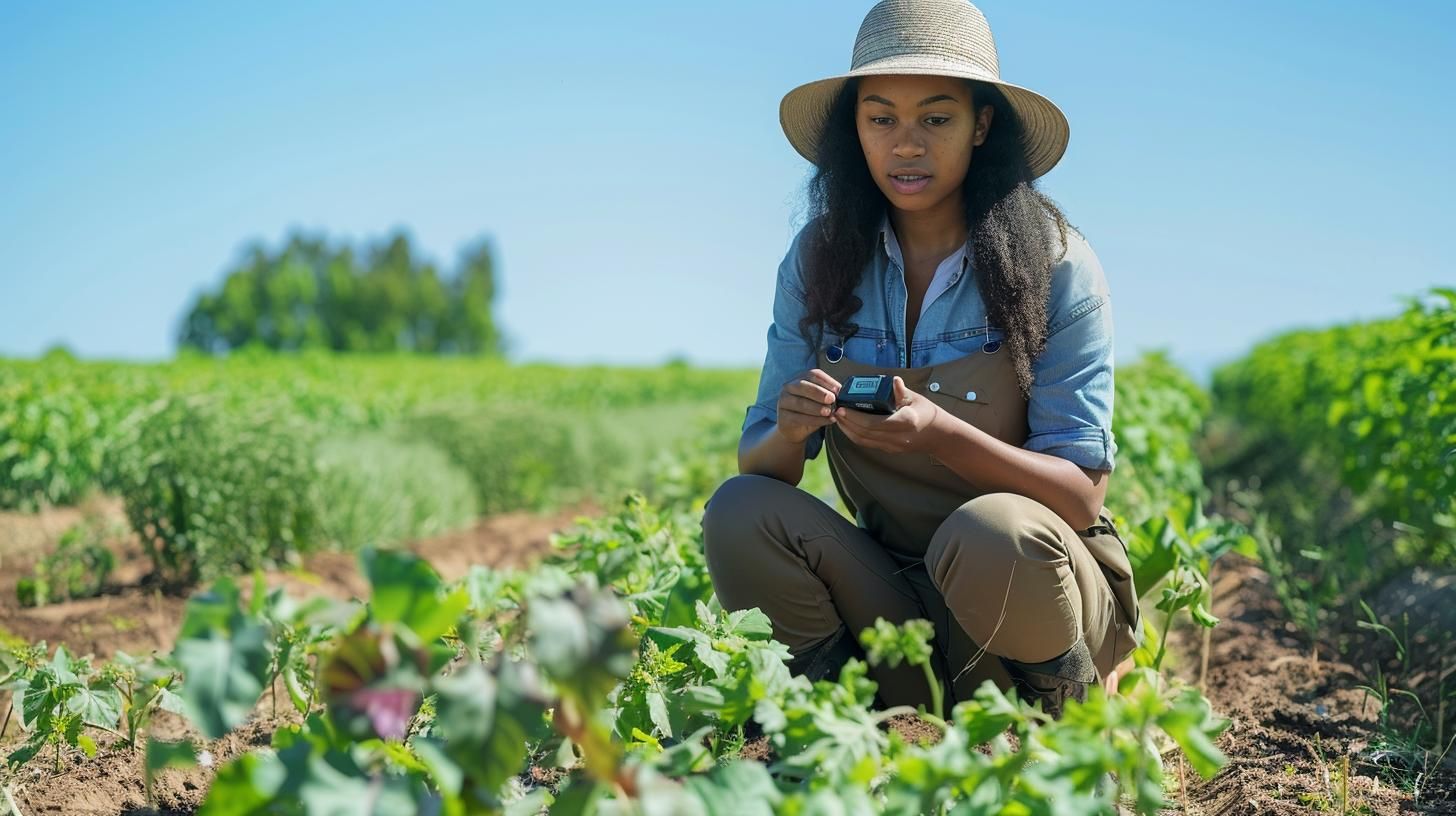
1000,639,1098,720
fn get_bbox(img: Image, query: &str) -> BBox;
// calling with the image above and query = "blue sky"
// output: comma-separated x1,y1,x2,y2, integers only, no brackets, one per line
2,1,1452,383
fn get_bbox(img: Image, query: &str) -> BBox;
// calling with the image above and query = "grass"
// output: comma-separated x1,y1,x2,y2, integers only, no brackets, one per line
1351,599,1456,804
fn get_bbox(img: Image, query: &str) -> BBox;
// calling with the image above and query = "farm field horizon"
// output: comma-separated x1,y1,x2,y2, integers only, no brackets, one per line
1,291,1452,812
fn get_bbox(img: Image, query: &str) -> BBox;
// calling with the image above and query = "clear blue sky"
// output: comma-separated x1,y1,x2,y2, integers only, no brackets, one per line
3,1,1452,383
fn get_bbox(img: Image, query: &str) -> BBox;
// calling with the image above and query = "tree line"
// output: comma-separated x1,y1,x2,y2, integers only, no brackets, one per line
178,229,504,355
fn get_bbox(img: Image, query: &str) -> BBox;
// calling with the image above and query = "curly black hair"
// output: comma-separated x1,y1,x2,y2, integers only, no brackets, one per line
797,77,1071,398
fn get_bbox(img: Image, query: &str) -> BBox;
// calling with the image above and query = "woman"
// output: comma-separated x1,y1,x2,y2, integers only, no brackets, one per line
702,0,1140,719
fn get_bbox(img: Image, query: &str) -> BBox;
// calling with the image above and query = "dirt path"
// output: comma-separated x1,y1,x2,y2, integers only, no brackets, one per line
1173,557,1452,814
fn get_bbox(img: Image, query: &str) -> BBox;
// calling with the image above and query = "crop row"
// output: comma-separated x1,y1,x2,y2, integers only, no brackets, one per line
1207,287,1455,625
0,352,754,592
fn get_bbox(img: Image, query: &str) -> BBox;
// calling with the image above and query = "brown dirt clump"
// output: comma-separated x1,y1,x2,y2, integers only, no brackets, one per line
883,712,943,746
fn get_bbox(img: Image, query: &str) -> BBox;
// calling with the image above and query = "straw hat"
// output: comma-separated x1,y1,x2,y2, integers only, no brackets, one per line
779,0,1070,179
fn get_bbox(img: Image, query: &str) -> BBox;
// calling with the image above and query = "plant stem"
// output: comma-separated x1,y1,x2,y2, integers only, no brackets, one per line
124,681,138,747
1,698,12,739
90,723,129,742
1438,653,1447,753
1199,578,1215,692
1178,755,1188,812
1153,607,1174,672
1340,751,1349,816
921,662,944,723
305,654,318,716
1151,564,1184,671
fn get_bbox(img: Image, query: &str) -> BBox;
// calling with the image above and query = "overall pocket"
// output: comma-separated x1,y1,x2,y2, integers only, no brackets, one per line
937,326,1006,358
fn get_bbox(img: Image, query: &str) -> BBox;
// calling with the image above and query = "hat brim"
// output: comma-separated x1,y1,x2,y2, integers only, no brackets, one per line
779,61,1069,180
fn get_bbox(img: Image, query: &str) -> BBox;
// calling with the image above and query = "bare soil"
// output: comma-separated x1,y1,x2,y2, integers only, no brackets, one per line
1172,557,1454,814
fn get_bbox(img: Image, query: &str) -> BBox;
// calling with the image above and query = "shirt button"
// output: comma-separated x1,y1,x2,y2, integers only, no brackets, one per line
929,382,940,392
965,391,977,401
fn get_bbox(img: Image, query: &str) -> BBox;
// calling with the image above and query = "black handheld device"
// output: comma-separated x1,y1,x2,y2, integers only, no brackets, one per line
835,374,897,415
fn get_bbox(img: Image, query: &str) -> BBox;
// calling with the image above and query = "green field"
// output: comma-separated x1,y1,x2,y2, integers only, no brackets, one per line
1,293,1452,813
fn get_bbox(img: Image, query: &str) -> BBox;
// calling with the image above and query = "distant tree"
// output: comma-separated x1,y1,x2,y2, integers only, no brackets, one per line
178,228,505,356
447,237,503,355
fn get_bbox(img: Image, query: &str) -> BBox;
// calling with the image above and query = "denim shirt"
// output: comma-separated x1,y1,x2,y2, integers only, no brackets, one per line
744,214,1118,472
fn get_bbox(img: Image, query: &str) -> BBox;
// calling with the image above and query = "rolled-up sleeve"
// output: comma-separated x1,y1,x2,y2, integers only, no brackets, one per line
744,229,825,460
1022,232,1118,472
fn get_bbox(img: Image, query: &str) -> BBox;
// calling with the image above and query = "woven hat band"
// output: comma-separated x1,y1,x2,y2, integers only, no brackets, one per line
851,56,1000,85
851,0,1001,78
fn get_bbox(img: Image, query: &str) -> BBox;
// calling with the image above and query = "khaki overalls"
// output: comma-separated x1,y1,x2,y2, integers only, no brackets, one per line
703,342,1140,711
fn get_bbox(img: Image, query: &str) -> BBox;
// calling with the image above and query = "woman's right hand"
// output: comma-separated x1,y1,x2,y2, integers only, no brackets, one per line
775,369,842,444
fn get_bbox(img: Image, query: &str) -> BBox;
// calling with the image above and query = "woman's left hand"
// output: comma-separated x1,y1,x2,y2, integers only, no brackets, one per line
833,376,943,454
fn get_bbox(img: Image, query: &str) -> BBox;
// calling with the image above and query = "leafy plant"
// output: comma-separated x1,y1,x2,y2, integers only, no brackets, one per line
109,394,326,586
102,650,186,748
6,646,123,773
1122,494,1258,670
860,617,944,723
15,515,119,606
313,430,478,551
1210,287,1456,602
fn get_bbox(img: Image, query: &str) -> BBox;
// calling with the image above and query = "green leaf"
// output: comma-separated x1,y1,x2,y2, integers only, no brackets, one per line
362,548,468,643
146,737,198,776
282,664,310,715
176,577,246,641
433,660,549,801
154,685,188,716
725,608,774,641
197,752,287,814
69,681,124,730
527,584,636,705
175,627,270,740
646,690,672,738
1190,603,1220,628
20,669,60,728
7,732,47,768
1158,689,1230,779
1128,517,1180,599
411,737,462,797
504,789,554,816
549,777,609,816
